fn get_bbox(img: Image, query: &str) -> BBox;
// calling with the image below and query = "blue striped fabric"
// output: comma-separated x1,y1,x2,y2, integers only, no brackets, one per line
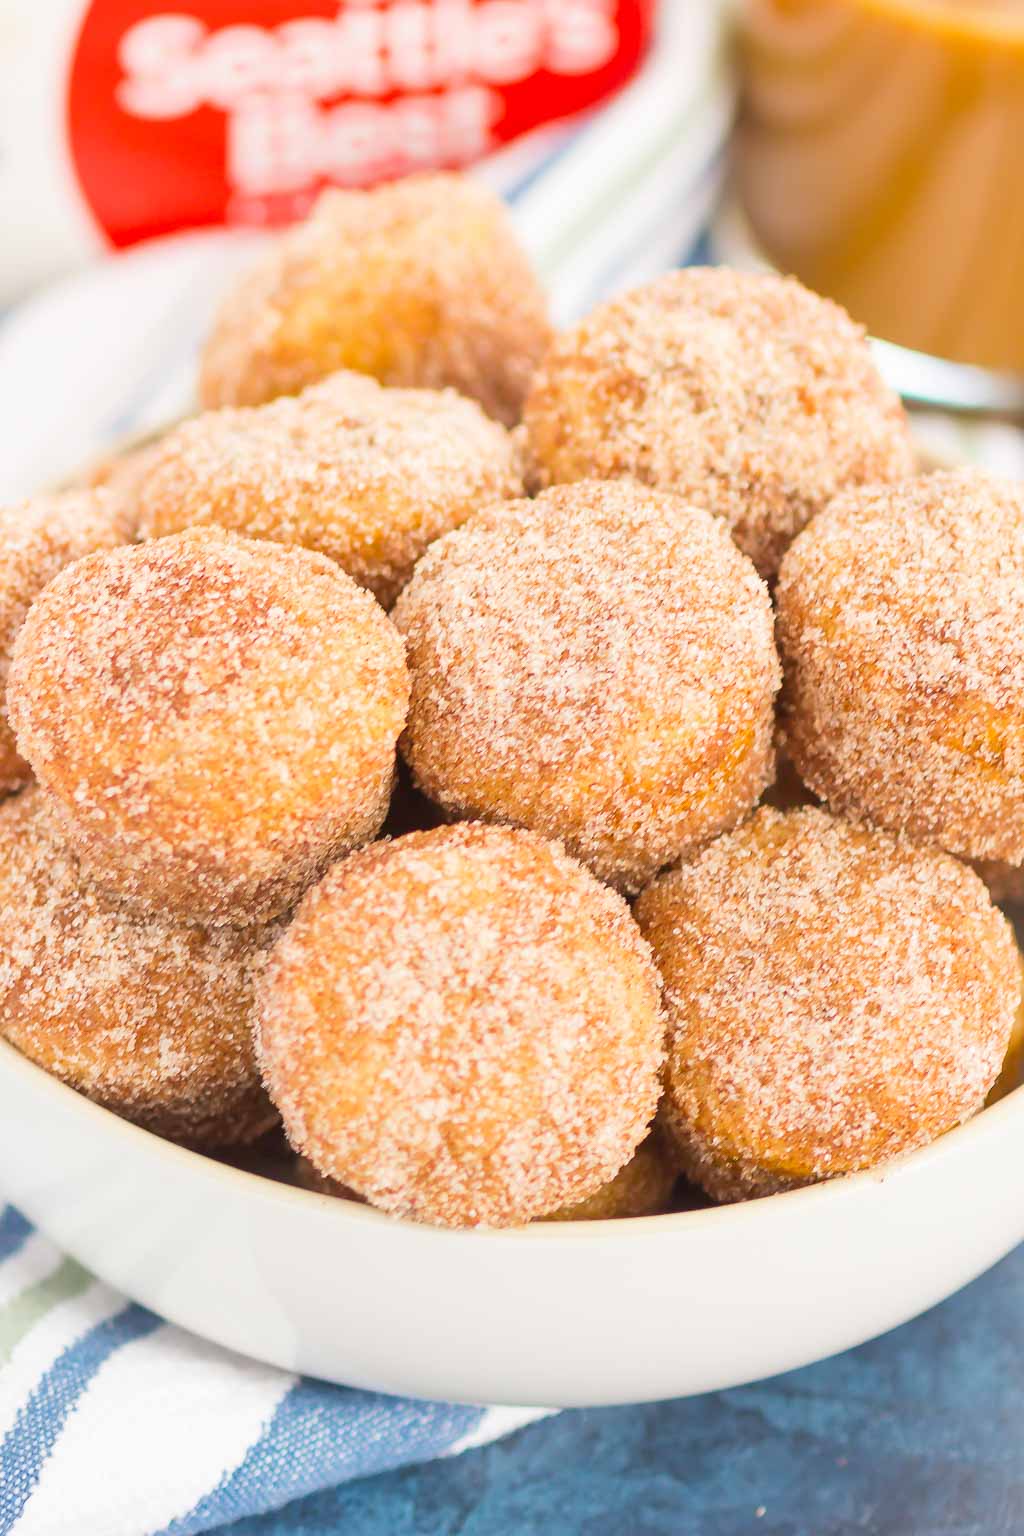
157,1384,483,1536
0,1211,30,1266
0,1205,525,1535
1,1305,161,1534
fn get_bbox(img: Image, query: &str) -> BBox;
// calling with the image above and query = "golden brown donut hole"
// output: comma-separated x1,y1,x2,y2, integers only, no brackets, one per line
257,823,665,1229
200,174,551,427
392,480,780,894
0,787,276,1146
8,527,409,925
137,371,523,609
635,806,1019,1203
523,267,914,579
777,469,1024,870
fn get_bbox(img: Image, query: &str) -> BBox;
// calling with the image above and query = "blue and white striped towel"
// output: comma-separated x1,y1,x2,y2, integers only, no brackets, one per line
0,1206,548,1534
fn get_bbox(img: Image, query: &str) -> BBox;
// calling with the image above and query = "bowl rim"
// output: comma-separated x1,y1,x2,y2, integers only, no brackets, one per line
4,1033,1022,1244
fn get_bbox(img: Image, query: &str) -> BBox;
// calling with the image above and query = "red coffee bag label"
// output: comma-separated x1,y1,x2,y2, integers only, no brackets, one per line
68,0,654,247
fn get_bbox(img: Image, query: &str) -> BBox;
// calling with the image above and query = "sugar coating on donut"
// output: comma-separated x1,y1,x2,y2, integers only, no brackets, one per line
295,1106,677,1221
635,806,1019,1202
523,268,914,577
539,1128,678,1222
392,481,780,892
0,489,132,792
777,469,1024,866
0,787,276,1145
199,174,551,425
137,371,522,607
257,822,665,1228
8,527,409,925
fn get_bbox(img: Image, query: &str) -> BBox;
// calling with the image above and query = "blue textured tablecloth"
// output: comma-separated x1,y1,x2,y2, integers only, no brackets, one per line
227,1243,1024,1536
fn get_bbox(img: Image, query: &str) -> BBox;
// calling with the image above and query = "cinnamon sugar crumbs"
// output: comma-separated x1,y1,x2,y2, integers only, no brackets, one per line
257,822,665,1228
636,806,1019,1202
137,370,522,607
777,469,1024,866
7,526,409,925
0,786,276,1146
392,480,780,892
523,267,914,577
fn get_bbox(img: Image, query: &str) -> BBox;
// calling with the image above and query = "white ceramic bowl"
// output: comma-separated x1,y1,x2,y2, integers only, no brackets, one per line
3,179,1022,1411
2,1034,1023,1408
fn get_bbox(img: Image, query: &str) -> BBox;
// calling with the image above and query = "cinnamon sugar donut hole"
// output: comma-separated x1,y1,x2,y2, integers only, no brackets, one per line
539,1129,678,1222
0,787,276,1146
523,268,914,578
8,528,408,926
777,470,1024,872
392,481,780,893
0,489,131,793
137,371,522,608
635,806,1019,1203
257,823,665,1229
200,175,551,426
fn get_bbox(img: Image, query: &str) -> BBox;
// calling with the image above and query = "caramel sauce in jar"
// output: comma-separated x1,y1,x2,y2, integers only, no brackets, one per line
736,0,1024,373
